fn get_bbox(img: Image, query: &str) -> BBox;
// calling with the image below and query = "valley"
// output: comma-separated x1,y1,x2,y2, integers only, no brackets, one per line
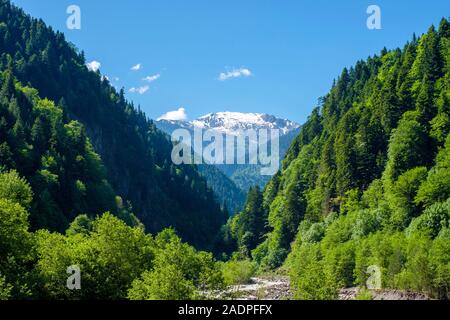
0,0,449,303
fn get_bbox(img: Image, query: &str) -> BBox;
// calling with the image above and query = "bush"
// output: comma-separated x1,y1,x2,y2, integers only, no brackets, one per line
351,209,383,240
128,229,224,300
407,199,450,238
0,275,12,300
128,265,196,300
429,228,450,299
323,241,356,288
36,213,154,299
394,234,433,294
355,289,373,300
302,222,326,244
265,248,289,270
386,167,428,229
221,259,256,286
251,240,268,266
0,170,33,209
289,244,339,300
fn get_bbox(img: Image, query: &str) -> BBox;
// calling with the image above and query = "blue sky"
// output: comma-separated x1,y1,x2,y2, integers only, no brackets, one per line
11,0,450,124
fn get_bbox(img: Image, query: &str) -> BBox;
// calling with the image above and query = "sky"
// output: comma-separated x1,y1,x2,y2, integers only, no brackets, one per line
10,0,450,124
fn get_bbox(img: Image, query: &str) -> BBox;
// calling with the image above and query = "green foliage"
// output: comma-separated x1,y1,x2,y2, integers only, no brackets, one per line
428,228,450,299
0,196,35,298
36,213,154,299
227,186,267,256
221,259,256,286
299,220,326,244
416,134,450,206
0,198,32,261
128,264,196,300
0,0,226,249
0,274,12,300
249,20,450,301
383,115,430,183
288,244,340,300
197,164,246,214
128,229,224,300
0,0,449,301
385,167,428,229
355,289,373,300
407,199,450,238
65,214,92,236
0,170,32,208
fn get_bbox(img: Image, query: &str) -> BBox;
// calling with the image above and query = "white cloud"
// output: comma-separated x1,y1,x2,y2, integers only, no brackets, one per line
131,63,142,71
157,107,187,121
143,74,161,82
129,85,149,95
86,60,101,72
218,68,252,81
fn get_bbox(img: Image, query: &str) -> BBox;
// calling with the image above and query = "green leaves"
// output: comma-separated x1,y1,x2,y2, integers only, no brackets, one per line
128,229,224,300
252,18,450,300
36,213,154,299
0,170,32,207
0,274,12,300
0,198,32,263
384,114,429,183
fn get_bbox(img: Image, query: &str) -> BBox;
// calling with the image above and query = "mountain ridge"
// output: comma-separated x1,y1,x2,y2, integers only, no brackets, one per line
0,0,226,249
159,111,300,136
156,112,301,193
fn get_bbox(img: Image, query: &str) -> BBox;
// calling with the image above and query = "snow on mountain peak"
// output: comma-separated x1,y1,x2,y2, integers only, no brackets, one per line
190,112,300,135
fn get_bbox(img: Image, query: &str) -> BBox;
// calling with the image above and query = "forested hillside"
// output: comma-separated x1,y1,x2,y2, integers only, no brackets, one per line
196,164,246,214
0,0,226,248
1,0,449,301
229,19,450,299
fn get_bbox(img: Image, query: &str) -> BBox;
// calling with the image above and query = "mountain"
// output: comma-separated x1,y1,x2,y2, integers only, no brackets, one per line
226,19,450,299
191,112,300,136
157,112,301,192
158,112,299,137
0,0,226,249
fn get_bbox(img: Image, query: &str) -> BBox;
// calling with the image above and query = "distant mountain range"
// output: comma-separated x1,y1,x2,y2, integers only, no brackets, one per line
158,112,300,137
156,112,301,213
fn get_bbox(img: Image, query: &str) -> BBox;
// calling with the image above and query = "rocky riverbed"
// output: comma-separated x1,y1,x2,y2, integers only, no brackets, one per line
226,277,292,300
220,277,431,300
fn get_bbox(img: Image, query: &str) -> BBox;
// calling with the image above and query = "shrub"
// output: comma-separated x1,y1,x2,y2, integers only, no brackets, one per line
355,289,373,300
351,209,383,240
128,229,224,300
221,259,256,286
289,244,339,300
302,222,326,244
0,170,33,208
128,265,196,300
0,275,12,300
428,228,450,299
407,199,450,238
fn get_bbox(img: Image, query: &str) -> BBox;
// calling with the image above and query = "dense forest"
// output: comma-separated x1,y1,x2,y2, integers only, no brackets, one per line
228,18,450,299
0,0,227,248
0,0,231,299
0,0,449,301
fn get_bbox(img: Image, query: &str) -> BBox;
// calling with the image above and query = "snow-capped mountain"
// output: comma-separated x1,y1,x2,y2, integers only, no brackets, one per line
156,112,302,195
157,112,300,136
